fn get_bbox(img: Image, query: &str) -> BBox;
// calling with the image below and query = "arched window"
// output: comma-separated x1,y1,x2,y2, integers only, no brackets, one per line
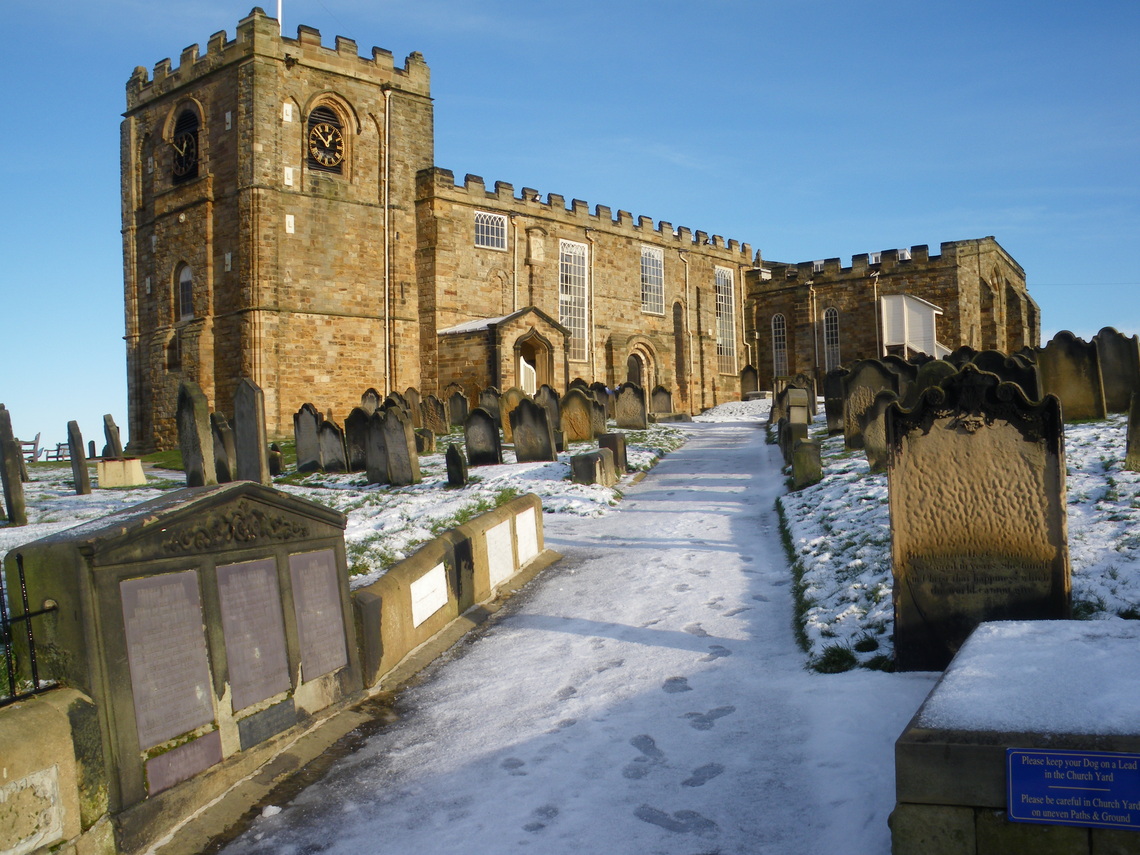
177,265,194,321
772,314,788,377
306,105,345,174
171,109,199,183
824,307,841,371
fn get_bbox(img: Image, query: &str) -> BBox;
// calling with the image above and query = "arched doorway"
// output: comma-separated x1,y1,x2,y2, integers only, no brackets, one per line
515,331,553,394
626,353,644,387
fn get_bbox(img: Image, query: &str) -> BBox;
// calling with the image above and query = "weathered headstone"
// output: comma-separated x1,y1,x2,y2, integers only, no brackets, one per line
210,413,237,483
1036,331,1107,421
510,399,557,463
403,387,423,428
500,387,529,443
360,388,382,415
791,438,822,489
344,408,371,472
478,386,502,423
103,414,124,460
843,359,900,450
900,360,958,410
364,411,389,485
786,373,818,415
464,408,503,467
859,389,898,473
886,365,1069,671
268,443,283,477
568,377,589,391
590,399,608,438
446,443,468,487
88,440,96,460
561,388,595,442
233,378,271,485
535,385,561,430
293,403,322,473
597,433,628,473
67,420,91,495
778,418,808,466
0,438,27,525
382,408,421,486
570,448,617,487
650,385,673,415
590,382,615,419
969,350,1041,402
414,428,436,454
616,383,648,430
740,365,759,399
177,381,217,488
1093,327,1140,413
785,387,811,427
1127,393,1140,473
420,395,448,436
822,367,849,435
319,420,348,473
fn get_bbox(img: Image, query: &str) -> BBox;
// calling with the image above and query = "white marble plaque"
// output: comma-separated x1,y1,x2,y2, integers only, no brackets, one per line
516,507,539,566
411,563,449,628
289,549,348,682
486,519,515,588
120,570,214,749
217,558,291,711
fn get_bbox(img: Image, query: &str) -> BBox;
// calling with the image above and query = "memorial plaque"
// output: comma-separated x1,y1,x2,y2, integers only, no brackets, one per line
145,730,223,796
288,549,348,682
486,519,515,588
120,570,215,749
237,699,297,751
216,558,291,712
410,563,449,628
1008,749,1140,831
516,507,539,566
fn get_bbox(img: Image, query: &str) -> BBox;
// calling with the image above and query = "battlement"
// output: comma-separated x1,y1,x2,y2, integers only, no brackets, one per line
126,7,429,110
421,167,756,262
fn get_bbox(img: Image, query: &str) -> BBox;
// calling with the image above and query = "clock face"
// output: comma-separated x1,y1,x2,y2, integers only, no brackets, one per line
171,130,197,178
308,122,345,168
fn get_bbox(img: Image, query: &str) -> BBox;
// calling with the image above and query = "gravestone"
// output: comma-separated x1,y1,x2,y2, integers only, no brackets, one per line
177,381,217,488
211,413,237,483
785,388,811,427
360,388,382,415
414,429,436,454
946,345,977,367
500,386,530,443
886,365,1069,671
364,411,389,485
442,392,465,428
570,448,617,487
88,440,96,460
843,359,899,450
568,377,589,391
67,420,91,495
318,420,348,473
103,414,124,459
779,418,808,466
0,436,27,526
446,443,468,487
616,383,648,430
590,382,615,419
969,350,1041,401
822,367,849,435
590,399,608,438
382,408,421,486
383,395,411,426
859,389,898,473
403,387,423,428
535,385,561,430
740,365,759,399
464,408,503,467
786,373,818,415
598,433,628,473
1036,331,1106,421
561,388,595,442
791,438,822,489
478,387,502,423
650,385,673,415
1127,393,1140,473
443,382,465,401
420,395,448,436
510,399,557,463
233,378,271,485
268,443,283,477
293,404,322,473
900,360,958,409
386,389,409,411
1093,327,1140,413
344,408,371,472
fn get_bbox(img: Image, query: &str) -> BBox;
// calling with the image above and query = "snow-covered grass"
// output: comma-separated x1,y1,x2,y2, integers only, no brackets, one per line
780,410,1140,672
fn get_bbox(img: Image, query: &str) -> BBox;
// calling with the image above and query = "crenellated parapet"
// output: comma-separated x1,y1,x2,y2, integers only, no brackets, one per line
419,167,756,263
126,7,429,110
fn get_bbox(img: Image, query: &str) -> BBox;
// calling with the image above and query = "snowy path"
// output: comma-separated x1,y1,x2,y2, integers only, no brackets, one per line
223,419,936,855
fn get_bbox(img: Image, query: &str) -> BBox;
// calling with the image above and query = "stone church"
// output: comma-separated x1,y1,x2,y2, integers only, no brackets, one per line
121,9,1040,450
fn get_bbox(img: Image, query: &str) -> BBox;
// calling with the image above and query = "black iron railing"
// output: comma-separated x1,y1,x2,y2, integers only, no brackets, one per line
0,553,58,707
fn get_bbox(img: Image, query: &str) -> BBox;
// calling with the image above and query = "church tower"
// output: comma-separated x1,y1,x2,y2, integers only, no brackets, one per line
121,8,433,450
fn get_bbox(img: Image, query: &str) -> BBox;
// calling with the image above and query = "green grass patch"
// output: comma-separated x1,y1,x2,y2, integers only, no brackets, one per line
811,644,857,674
141,448,185,471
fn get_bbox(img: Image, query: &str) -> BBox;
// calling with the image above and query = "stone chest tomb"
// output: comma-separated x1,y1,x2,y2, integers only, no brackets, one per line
2,482,361,847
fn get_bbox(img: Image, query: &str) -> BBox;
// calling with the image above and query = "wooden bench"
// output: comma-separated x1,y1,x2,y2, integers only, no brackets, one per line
42,443,70,462
18,432,41,462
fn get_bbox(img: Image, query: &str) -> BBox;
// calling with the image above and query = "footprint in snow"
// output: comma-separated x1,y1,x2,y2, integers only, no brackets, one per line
741,556,755,564
556,686,577,700
684,706,736,731
722,606,752,616
501,757,527,776
595,658,624,673
673,583,692,593
682,763,725,787
683,623,710,637
701,645,732,661
662,676,692,694
751,594,770,602
523,804,559,832
771,578,790,587
622,734,666,779
633,805,718,834
548,718,577,733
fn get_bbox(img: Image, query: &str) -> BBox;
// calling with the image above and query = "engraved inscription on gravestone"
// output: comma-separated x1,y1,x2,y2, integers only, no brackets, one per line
120,570,215,749
216,558,291,711
144,730,223,796
288,549,348,681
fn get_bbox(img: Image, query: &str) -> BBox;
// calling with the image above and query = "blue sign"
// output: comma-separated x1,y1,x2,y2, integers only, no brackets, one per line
1008,748,1140,831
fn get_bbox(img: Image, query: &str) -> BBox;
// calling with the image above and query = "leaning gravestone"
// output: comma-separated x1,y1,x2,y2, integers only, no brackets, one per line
421,395,449,436
843,359,899,450
233,378,271,485
478,387,502,423
67,420,91,495
360,388,382,415
1127,393,1140,473
103,414,124,459
1036,331,1107,421
510,399,557,463
1093,327,1140,413
210,413,237,483
561,388,595,442
464,408,503,467
500,387,530,443
0,437,27,525
177,381,217,488
885,364,1069,671
403,387,423,428
364,411,389,485
598,433,628,473
616,383,648,430
446,443,468,487
319,420,348,473
344,408,371,473
294,404,322,473
382,408,421,486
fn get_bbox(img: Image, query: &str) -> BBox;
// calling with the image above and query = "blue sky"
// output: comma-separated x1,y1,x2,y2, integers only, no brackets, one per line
2,0,1137,447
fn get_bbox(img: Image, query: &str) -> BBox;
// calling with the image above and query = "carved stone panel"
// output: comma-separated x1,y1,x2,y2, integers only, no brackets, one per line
288,549,348,682
217,558,290,712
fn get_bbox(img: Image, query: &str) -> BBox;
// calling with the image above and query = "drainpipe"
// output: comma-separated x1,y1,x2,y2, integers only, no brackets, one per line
809,281,819,375
679,250,692,406
584,228,596,381
381,86,393,394
739,262,750,369
871,270,882,357
510,214,518,313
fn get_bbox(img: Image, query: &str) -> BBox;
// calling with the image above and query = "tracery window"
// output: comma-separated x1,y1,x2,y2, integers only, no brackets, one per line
824,307,841,371
640,246,664,315
715,267,736,374
559,240,589,361
772,313,788,377
475,211,508,250
177,265,194,321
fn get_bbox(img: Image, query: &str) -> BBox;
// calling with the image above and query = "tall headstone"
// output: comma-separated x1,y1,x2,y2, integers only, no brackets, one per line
318,420,348,473
1093,327,1140,413
88,440,96,460
616,383,648,430
0,406,27,523
740,365,759,398
344,408,371,472
360,388,382,415
478,386,502,423
597,433,628,473
561,388,595,442
364,411,389,485
843,359,900,450
210,413,237,483
510,399,556,463
177,381,217,488
103,414,124,460
1127,393,1140,473
500,387,529,443
233,378,271,485
66,420,91,495
650,385,673,415
535,385,561,430
445,443,468,487
1036,331,1107,421
590,398,608,439
886,365,1069,671
822,367,849,435
590,382,615,419
293,403,322,473
403,387,423,428
859,389,898,474
382,408,421,485
421,395,449,436
464,408,503,467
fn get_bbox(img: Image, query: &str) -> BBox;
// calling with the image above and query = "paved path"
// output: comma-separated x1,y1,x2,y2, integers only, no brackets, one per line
222,419,933,855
